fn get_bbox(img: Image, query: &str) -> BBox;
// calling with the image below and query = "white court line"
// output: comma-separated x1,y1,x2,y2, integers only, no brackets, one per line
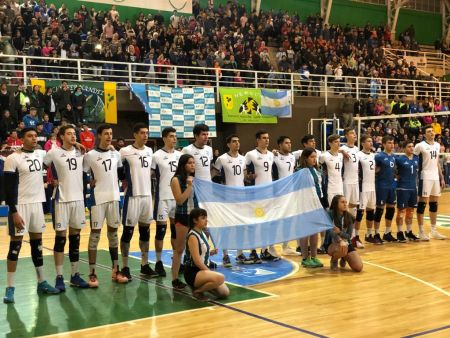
364,261,450,297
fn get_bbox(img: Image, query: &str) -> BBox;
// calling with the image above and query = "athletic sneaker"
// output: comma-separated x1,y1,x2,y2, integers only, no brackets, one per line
155,261,166,277
141,264,159,278
222,255,232,268
365,234,375,244
37,280,60,294
55,275,66,292
3,287,14,304
249,250,262,264
172,278,186,290
373,233,384,244
330,259,338,271
236,254,255,265
260,249,280,261
121,266,132,281
112,266,128,283
430,229,447,240
282,246,301,256
70,273,89,288
354,235,365,248
310,256,324,268
339,258,346,268
418,231,430,241
405,231,419,241
396,231,407,243
88,271,99,288
268,247,281,259
301,258,315,268
382,232,398,243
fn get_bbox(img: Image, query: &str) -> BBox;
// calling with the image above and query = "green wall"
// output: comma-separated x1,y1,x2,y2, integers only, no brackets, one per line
396,8,441,45
260,0,320,21
200,0,252,12
329,0,386,27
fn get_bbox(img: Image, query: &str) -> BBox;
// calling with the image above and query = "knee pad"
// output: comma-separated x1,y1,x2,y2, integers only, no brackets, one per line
30,238,43,267
356,209,364,222
7,241,22,261
88,232,100,251
107,231,119,248
170,222,176,240
417,201,426,214
53,236,67,253
374,208,384,222
429,202,438,213
139,226,150,242
121,226,134,243
155,224,167,241
366,210,375,222
68,234,80,262
385,207,395,221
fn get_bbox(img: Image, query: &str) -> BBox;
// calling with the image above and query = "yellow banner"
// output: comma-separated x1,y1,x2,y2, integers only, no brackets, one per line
30,79,46,94
104,82,117,124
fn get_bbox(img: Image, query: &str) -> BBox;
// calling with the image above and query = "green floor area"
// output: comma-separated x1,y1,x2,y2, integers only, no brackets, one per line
0,250,269,337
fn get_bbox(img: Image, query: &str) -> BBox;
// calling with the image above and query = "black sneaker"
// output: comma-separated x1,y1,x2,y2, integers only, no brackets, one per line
365,234,375,243
121,266,132,281
260,249,281,261
208,261,218,269
155,261,166,277
140,264,159,278
236,254,255,265
406,230,419,241
172,278,186,290
222,255,232,268
317,245,327,254
179,263,185,274
296,246,302,254
396,231,407,243
373,233,384,245
382,232,398,243
249,250,262,264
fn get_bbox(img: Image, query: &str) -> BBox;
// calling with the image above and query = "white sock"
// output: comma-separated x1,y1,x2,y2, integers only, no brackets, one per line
70,261,79,276
374,229,379,234
385,227,391,234
56,265,63,276
7,272,14,287
406,223,412,231
367,228,373,235
431,224,437,231
355,229,359,236
418,224,425,233
156,251,162,262
397,225,403,232
36,266,45,283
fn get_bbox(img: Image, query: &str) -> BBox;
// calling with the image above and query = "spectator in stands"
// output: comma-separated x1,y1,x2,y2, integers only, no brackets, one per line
36,122,48,149
71,86,86,125
43,87,57,123
432,117,442,136
80,123,95,150
22,107,39,127
54,81,72,122
0,110,15,142
44,132,60,151
340,94,354,128
13,83,29,121
42,113,53,136
5,130,22,148
116,137,125,150
0,83,11,115
29,85,45,120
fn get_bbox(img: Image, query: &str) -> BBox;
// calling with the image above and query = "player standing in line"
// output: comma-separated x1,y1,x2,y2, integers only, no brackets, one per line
119,123,158,281
319,134,344,207
213,134,254,266
355,135,376,246
245,130,279,262
3,128,60,303
395,140,420,242
340,128,360,219
83,124,128,287
44,125,89,290
272,136,301,256
151,127,182,276
373,135,397,244
414,125,447,240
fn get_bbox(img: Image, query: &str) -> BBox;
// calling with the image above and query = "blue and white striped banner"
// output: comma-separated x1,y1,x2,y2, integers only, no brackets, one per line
194,169,333,250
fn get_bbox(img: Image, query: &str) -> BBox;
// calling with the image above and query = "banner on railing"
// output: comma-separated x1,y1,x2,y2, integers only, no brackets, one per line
30,79,117,124
219,88,280,124
261,89,292,118
144,85,216,138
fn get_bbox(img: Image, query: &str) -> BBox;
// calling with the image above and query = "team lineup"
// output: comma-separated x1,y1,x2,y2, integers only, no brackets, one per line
2,121,446,303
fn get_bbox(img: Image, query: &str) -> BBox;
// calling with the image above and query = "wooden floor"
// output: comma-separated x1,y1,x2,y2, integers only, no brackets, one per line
2,191,450,338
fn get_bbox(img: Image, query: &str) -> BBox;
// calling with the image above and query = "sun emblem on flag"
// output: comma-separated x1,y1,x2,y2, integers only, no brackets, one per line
254,207,265,218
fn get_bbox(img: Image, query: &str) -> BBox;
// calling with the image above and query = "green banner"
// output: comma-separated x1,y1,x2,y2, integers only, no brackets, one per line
219,88,277,124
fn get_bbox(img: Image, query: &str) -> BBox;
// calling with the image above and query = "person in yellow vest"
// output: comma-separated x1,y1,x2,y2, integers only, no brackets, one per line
431,117,442,136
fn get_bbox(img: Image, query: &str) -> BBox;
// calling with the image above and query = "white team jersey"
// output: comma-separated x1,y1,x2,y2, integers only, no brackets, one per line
182,144,213,181
358,151,376,192
340,144,359,184
213,153,245,186
152,148,182,200
245,149,274,185
319,151,344,191
44,147,84,202
414,141,440,180
120,145,153,197
83,149,122,205
4,149,46,204
273,152,297,179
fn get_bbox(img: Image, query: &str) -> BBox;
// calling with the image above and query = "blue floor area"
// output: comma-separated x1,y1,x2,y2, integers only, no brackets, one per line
130,250,295,286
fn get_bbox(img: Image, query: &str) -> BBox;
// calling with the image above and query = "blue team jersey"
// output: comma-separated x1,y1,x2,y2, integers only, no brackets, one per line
396,155,419,190
375,152,396,188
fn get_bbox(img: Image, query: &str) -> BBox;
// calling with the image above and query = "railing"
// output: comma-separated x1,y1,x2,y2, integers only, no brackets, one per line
1,54,450,104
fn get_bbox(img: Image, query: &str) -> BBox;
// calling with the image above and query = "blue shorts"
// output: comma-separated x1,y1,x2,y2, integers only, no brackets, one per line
396,189,417,209
376,187,396,206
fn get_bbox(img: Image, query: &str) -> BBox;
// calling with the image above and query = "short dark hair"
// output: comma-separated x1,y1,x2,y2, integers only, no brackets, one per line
19,127,37,138
36,122,43,127
133,122,148,134
277,136,290,145
226,134,239,144
344,127,355,135
301,134,315,146
162,127,176,138
189,208,208,228
255,129,268,139
382,135,395,144
57,125,76,141
422,124,433,134
193,124,209,136
29,107,37,112
97,123,112,135
360,134,372,144
401,139,414,148
327,134,340,144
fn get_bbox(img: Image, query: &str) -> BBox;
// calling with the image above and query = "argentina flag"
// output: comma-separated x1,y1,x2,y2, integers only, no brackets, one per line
194,169,333,250
261,89,292,117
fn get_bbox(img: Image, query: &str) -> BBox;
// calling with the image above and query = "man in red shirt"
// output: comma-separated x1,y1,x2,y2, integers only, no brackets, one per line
80,124,95,150
6,130,23,148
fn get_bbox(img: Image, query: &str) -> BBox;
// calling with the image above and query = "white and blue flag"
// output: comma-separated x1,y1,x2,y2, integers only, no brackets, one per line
261,89,291,118
194,169,333,250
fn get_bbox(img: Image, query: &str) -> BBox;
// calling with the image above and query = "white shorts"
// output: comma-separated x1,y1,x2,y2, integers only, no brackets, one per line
360,191,376,210
344,184,359,205
54,200,86,231
419,179,441,197
8,203,46,237
90,201,120,229
155,199,176,223
122,195,153,227
327,190,344,207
